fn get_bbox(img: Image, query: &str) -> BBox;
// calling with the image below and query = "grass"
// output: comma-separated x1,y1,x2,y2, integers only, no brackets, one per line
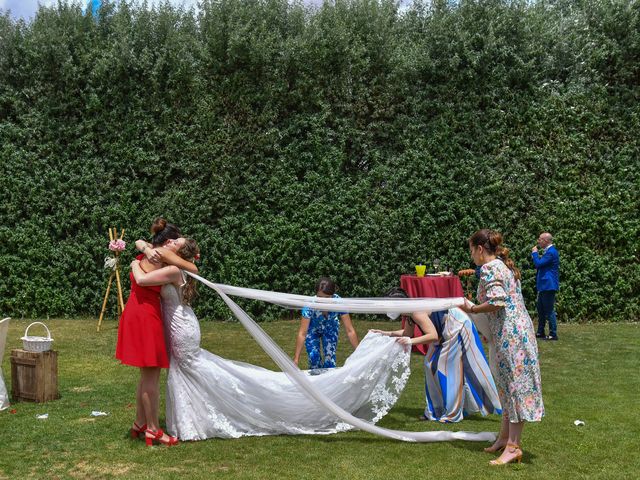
0,318,638,480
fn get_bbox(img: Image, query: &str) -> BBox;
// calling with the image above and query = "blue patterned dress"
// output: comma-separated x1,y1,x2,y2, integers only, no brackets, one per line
301,295,346,369
423,308,502,422
477,259,544,422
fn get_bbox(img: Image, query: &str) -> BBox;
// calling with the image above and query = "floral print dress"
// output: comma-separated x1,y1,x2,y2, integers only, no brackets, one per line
477,259,544,422
301,294,346,369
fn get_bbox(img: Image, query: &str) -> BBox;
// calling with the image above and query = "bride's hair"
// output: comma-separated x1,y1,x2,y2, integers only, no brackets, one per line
177,238,200,305
150,217,181,247
469,229,521,281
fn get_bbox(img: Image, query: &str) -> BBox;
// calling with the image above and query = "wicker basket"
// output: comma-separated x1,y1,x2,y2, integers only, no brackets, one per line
21,322,54,353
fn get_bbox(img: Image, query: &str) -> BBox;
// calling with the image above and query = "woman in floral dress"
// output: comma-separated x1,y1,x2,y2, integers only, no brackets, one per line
293,277,359,369
460,229,544,465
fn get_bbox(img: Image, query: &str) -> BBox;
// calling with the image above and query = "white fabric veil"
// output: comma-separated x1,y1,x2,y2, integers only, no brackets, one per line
187,273,496,443
0,318,10,411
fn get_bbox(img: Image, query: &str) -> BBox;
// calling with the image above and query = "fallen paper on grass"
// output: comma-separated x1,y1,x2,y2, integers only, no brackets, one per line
574,420,585,426
36,413,48,420
90,411,109,417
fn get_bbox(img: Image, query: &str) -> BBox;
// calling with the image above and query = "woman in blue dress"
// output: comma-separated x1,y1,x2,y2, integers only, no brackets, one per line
293,277,359,369
372,287,501,423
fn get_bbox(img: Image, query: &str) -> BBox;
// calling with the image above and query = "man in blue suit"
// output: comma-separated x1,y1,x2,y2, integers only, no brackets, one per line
532,232,560,340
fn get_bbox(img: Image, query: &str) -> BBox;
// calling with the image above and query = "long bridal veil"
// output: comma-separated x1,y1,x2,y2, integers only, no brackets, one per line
0,318,9,411
187,273,496,443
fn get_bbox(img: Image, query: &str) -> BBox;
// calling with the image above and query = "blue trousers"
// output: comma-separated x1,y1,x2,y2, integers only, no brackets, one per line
536,291,557,337
305,321,339,369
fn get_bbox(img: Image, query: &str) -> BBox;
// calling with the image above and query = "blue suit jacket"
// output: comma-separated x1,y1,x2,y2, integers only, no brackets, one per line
531,245,560,292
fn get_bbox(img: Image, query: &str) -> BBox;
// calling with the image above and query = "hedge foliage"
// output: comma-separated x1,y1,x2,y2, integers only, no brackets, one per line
0,0,638,322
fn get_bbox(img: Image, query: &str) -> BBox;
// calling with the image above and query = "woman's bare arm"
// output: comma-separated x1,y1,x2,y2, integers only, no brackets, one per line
401,312,438,345
293,318,311,366
131,261,182,286
341,313,359,349
135,239,161,264
155,247,198,274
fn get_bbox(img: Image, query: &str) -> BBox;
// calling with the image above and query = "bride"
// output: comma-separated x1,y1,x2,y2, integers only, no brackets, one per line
131,239,412,441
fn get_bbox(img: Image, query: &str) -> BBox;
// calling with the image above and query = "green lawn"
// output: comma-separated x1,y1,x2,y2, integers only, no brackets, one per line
1,318,638,480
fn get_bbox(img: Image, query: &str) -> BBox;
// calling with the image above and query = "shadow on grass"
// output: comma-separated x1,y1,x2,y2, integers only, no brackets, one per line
283,416,502,447
450,439,539,465
385,406,502,426
294,433,399,445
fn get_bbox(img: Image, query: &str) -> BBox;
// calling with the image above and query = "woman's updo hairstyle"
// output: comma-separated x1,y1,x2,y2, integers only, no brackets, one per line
315,277,337,296
469,229,521,281
150,217,181,247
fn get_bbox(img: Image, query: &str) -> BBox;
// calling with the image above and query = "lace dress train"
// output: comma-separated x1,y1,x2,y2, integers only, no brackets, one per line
161,283,411,441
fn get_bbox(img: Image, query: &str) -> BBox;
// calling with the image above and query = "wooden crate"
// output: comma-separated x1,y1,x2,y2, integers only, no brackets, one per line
10,349,59,403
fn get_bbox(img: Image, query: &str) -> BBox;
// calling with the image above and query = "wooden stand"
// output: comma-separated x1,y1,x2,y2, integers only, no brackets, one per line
10,349,59,403
97,227,126,332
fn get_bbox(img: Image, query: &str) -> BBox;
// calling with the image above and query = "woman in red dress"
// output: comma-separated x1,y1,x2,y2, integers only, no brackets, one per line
116,218,197,446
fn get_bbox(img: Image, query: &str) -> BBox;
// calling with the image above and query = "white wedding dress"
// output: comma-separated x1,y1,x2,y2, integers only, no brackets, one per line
161,280,411,441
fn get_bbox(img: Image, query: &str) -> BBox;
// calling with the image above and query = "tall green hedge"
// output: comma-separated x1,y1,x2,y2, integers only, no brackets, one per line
0,0,638,322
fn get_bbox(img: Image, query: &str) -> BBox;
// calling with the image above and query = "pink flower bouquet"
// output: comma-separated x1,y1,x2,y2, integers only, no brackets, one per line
108,239,126,252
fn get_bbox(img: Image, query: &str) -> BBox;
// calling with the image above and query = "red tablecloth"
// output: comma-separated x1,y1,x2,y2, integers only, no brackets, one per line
399,274,464,354
400,274,464,299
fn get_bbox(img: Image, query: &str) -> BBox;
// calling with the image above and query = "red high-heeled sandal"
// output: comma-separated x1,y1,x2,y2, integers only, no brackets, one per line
145,428,179,447
130,422,147,439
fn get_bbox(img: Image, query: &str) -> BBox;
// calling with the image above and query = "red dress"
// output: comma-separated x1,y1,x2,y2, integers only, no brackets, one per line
115,257,169,368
